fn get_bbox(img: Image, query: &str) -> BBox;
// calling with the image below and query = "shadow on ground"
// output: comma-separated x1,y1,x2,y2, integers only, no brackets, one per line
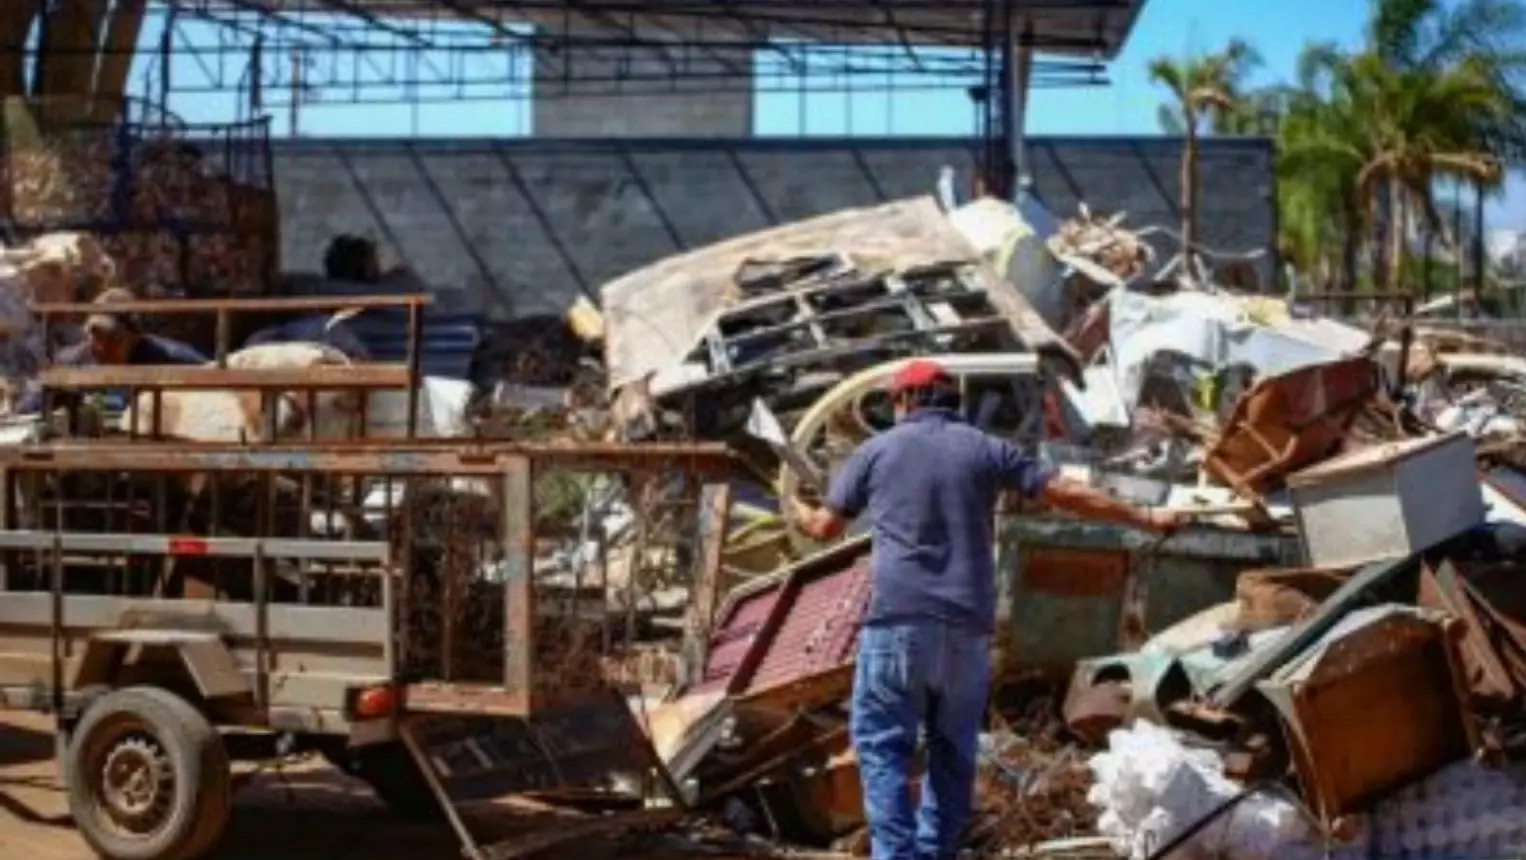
0,721,55,768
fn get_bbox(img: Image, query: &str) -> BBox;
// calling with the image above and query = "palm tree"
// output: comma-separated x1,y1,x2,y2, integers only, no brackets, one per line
1149,39,1261,273
1370,0,1526,282
1276,79,1364,289
1271,0,1525,295
1282,46,1507,290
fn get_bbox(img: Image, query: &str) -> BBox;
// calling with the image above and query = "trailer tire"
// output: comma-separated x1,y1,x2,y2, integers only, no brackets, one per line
66,687,232,860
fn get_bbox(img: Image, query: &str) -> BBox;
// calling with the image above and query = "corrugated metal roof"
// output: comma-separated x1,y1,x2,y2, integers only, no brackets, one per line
746,555,869,695
695,538,872,696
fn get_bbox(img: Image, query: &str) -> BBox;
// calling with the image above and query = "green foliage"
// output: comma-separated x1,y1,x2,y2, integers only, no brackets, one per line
1150,0,1526,292
1150,39,1263,136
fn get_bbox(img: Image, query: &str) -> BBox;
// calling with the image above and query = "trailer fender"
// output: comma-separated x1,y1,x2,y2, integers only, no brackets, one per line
73,630,249,700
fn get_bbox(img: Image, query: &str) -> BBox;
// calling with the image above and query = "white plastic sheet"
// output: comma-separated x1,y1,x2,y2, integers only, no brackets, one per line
1090,722,1526,860
1087,721,1344,860
1104,290,1368,415
947,195,1067,329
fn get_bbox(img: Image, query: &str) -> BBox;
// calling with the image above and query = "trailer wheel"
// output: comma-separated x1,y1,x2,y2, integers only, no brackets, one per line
66,687,232,860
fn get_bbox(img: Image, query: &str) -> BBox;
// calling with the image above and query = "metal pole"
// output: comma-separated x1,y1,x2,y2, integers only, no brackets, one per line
158,4,173,109
249,33,263,120
994,3,1015,199
1009,19,1034,198
288,48,300,137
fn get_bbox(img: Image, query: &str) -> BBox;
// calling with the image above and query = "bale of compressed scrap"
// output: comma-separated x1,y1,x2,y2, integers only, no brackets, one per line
1047,205,1153,284
0,231,119,407
2,100,275,306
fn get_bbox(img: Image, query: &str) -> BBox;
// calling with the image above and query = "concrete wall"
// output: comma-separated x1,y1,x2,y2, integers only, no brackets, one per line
271,136,1276,320
533,40,753,137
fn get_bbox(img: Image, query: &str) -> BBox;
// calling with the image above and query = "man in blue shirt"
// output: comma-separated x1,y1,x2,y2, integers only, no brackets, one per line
17,288,207,415
789,359,1180,860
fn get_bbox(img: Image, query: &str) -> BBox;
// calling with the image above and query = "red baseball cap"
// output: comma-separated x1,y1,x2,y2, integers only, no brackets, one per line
889,359,952,395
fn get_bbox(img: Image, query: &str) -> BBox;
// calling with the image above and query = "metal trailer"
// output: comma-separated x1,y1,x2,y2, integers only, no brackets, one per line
0,296,741,860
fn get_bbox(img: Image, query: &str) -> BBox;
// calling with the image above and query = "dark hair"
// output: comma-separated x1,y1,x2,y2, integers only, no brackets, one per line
323,234,379,282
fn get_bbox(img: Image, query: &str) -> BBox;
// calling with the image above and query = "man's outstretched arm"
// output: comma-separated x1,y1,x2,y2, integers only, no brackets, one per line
992,439,1180,534
1040,476,1182,533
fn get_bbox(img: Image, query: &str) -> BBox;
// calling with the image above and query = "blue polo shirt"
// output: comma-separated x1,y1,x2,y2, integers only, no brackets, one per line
825,408,1051,633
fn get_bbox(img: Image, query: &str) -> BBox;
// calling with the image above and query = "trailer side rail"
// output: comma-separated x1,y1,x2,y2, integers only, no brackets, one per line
0,531,389,563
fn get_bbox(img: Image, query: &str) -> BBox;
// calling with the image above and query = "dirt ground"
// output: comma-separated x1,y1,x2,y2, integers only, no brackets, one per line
0,710,673,860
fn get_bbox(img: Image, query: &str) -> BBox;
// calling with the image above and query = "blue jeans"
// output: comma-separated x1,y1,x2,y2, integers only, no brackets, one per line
851,620,991,860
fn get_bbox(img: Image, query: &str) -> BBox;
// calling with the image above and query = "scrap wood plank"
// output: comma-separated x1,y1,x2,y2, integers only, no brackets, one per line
40,364,411,390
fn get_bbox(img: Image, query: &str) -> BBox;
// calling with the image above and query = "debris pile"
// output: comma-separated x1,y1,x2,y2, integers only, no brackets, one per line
573,194,1526,860
16,179,1526,860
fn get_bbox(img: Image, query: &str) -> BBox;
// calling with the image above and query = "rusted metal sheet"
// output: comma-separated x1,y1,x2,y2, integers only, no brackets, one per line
739,663,855,712
694,536,871,698
1419,560,1526,712
1255,606,1478,831
995,517,1298,674
1234,567,1349,631
1020,546,1129,597
400,689,655,804
745,556,870,694
1205,356,1381,498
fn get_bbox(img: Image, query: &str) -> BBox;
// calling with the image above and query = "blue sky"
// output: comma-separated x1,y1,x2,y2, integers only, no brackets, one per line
127,0,1522,227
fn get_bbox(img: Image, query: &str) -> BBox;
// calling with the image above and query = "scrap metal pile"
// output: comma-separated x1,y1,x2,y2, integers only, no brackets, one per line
584,196,1526,860
16,181,1526,860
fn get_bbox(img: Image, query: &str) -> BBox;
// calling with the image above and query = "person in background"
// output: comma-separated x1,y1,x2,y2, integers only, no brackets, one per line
17,288,206,414
77,288,207,367
242,234,377,358
788,359,1182,860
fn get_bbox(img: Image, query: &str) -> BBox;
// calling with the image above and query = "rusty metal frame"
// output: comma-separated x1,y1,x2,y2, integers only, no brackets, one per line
0,440,739,475
0,530,388,561
681,482,733,682
31,293,432,440
38,364,413,390
0,439,740,720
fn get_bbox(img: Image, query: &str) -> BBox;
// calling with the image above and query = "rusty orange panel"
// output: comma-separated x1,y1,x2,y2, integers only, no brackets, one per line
1020,547,1130,597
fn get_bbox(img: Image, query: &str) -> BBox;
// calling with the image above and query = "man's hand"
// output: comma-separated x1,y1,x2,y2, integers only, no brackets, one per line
786,494,817,527
789,495,849,542
1138,508,1188,535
